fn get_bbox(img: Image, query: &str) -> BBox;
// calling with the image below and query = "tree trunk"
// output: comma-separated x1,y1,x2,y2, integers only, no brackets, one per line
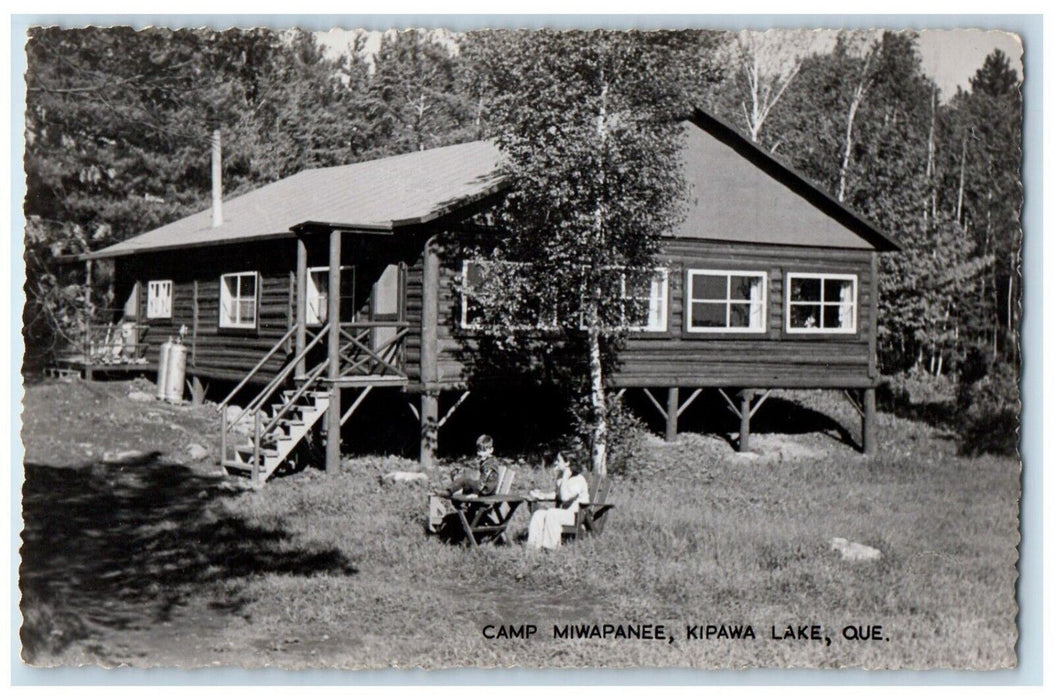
924,87,937,226
588,311,607,476
1007,274,1014,363
837,51,874,203
590,77,610,476
956,135,967,225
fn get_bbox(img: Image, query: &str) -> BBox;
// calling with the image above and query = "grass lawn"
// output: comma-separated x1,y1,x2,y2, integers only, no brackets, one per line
19,380,1019,669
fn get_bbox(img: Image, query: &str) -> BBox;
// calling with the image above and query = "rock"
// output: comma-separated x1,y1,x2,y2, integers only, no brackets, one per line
128,391,154,402
381,470,429,484
830,537,882,562
186,443,209,461
225,406,253,434
102,449,151,465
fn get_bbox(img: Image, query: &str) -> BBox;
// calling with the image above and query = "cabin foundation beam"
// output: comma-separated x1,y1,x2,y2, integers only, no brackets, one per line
738,390,753,452
438,390,471,429
325,229,342,472
862,387,877,456
718,388,768,453
419,237,440,468
420,390,439,470
665,387,679,442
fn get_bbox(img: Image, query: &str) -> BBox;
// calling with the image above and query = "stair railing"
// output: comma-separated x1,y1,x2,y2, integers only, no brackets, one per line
217,325,298,413
260,360,329,439
220,322,330,466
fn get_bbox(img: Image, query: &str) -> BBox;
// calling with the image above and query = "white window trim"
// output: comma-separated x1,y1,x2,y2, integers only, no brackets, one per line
306,265,354,326
146,280,173,320
785,272,858,335
685,269,768,334
219,271,259,330
460,259,559,331
460,259,487,331
608,266,670,333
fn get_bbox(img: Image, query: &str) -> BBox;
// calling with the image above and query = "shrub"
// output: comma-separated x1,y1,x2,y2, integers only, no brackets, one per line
957,362,1020,456
570,395,651,479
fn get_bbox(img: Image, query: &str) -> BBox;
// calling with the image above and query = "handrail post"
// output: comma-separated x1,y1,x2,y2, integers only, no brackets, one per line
252,410,261,482
220,407,227,469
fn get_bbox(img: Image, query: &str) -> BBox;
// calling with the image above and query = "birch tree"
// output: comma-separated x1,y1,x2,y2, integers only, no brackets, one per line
464,30,688,474
724,29,814,143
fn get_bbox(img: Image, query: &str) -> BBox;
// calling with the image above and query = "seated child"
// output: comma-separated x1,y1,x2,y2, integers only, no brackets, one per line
427,434,499,534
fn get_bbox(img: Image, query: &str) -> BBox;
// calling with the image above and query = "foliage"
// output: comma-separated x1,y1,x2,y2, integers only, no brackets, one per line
457,30,694,473
569,394,652,480
956,361,1020,456
748,31,1020,377
367,29,475,153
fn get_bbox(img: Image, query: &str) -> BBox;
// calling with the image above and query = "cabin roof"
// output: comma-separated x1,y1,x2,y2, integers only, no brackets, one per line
675,108,900,251
85,106,898,261
87,139,505,259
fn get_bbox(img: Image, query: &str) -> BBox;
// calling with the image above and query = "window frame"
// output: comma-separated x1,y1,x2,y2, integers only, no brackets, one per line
615,267,669,333
145,279,173,320
684,268,768,334
305,265,355,327
460,259,559,332
784,272,858,335
218,271,260,331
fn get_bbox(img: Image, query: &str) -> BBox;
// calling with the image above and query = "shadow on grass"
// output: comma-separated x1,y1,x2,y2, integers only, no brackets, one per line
20,459,356,663
627,390,862,450
875,383,958,431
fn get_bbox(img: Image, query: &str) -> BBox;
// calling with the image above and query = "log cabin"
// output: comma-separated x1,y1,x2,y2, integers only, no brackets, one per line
71,107,900,481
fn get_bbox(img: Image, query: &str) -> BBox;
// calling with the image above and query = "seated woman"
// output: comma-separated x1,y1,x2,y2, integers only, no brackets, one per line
526,451,590,550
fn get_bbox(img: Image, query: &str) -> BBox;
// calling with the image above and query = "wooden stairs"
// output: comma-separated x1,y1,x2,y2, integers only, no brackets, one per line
217,319,410,484
222,383,330,482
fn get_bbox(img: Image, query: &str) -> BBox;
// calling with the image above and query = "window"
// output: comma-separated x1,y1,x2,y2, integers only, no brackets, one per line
594,267,669,332
146,280,172,319
786,273,857,333
460,260,557,331
306,266,355,325
219,272,258,329
686,270,767,333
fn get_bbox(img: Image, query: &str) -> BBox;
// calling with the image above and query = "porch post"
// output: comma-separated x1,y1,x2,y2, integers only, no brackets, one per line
295,235,308,378
420,237,440,468
325,229,342,472
738,389,753,452
665,386,679,442
862,387,877,456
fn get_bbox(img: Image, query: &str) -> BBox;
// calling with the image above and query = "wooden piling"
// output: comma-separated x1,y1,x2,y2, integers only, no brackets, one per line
325,229,342,472
739,389,753,452
863,387,877,456
295,236,307,378
665,386,679,442
420,238,440,468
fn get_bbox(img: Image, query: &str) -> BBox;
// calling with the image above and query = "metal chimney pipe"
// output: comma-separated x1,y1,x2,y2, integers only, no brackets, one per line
211,129,223,228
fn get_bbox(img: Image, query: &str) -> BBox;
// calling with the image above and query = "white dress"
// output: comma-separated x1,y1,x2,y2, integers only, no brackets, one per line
527,471,590,549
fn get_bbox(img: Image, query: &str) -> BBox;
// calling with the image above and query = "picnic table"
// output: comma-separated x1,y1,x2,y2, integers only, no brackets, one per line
449,492,528,548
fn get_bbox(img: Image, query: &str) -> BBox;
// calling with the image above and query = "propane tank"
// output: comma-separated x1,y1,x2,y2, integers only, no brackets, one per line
164,339,188,403
156,337,173,400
